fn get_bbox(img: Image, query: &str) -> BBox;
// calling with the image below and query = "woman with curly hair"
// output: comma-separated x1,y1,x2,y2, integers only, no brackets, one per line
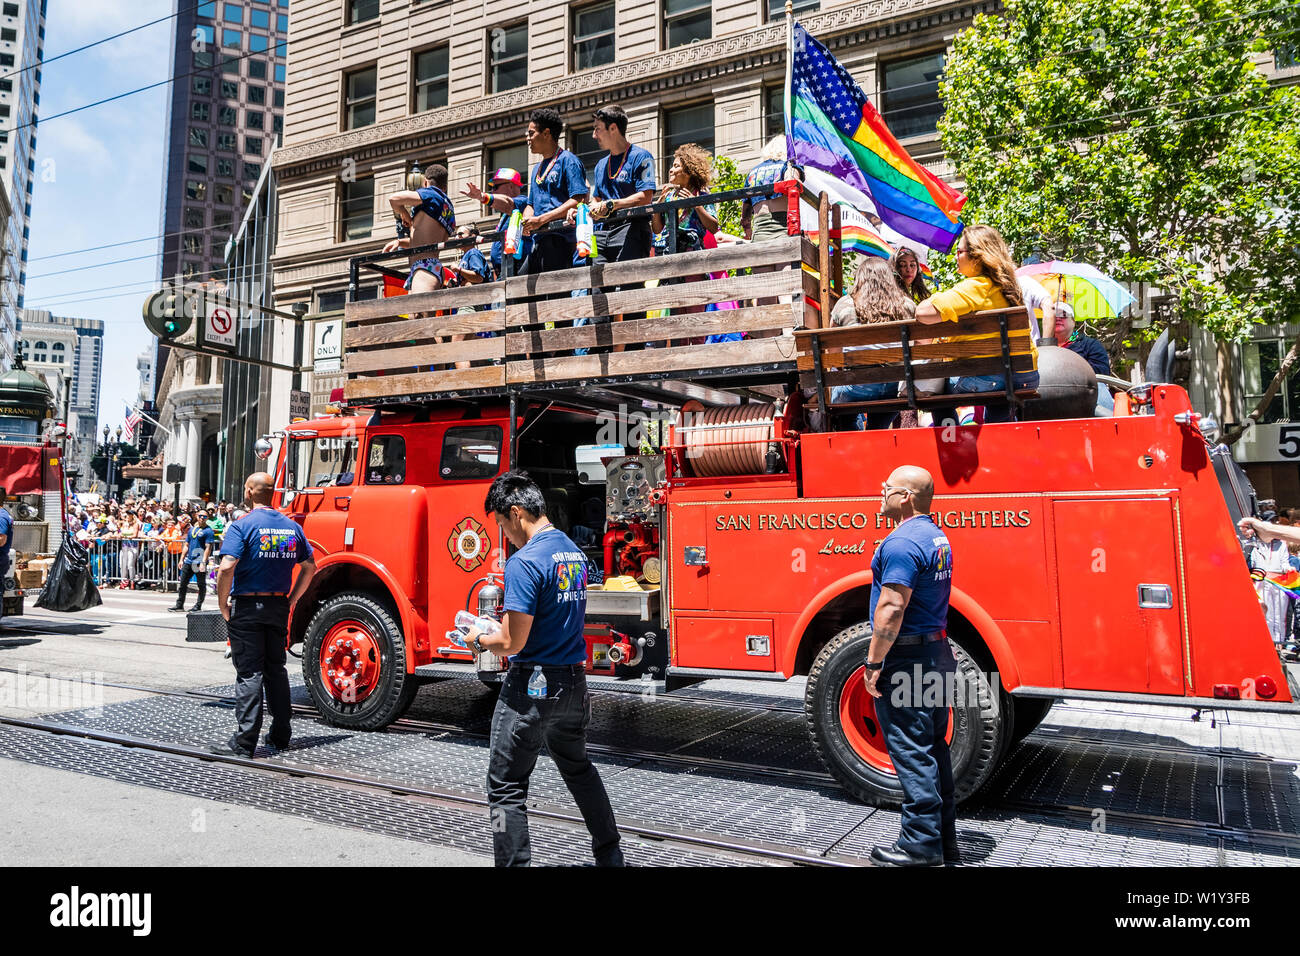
828,257,916,429
916,224,1037,425
891,246,930,303
651,143,718,253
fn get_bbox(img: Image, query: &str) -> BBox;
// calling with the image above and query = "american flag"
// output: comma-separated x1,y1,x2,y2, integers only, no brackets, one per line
123,403,142,443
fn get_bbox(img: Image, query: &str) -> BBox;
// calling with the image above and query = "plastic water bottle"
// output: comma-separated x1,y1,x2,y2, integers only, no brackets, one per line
454,610,500,635
575,203,596,258
527,665,547,699
504,209,524,258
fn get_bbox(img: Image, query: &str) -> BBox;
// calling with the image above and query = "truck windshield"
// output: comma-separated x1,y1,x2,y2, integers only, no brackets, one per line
287,435,359,503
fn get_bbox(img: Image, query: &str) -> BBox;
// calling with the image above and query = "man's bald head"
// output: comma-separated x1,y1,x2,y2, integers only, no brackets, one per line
888,465,935,513
245,472,275,506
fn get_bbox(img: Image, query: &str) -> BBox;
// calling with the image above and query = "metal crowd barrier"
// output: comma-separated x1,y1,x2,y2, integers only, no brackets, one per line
82,537,219,593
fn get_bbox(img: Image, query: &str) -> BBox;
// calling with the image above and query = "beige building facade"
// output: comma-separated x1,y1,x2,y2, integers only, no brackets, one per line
271,0,980,400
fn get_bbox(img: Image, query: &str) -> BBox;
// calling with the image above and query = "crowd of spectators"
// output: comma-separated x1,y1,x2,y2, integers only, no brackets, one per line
66,496,245,591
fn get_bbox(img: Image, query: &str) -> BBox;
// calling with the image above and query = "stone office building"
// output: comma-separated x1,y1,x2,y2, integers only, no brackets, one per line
272,0,974,400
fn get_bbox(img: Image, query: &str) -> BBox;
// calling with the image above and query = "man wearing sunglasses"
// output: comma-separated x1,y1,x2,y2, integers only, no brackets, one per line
865,466,960,867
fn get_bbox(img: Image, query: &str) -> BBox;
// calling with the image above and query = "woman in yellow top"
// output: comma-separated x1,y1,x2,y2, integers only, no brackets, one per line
915,224,1038,425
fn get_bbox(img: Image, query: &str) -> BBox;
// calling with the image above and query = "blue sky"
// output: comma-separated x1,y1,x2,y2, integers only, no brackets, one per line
23,0,173,436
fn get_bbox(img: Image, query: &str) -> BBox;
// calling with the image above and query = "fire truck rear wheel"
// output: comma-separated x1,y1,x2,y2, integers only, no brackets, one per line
805,622,1008,807
301,592,419,730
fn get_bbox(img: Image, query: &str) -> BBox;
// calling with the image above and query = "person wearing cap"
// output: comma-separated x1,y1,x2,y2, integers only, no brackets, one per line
1052,301,1114,414
864,465,960,867
211,472,316,758
171,511,215,612
464,167,532,281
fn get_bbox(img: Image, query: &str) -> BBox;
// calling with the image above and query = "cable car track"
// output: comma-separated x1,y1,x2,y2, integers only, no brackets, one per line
2,667,1297,854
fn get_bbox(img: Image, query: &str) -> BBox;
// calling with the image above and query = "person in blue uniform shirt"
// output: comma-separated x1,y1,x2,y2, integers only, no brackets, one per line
463,470,624,867
383,163,456,293
565,105,656,349
569,105,656,265
211,472,316,758
520,108,588,275
0,495,11,626
171,511,215,612
449,224,494,286
463,167,531,280
864,465,960,867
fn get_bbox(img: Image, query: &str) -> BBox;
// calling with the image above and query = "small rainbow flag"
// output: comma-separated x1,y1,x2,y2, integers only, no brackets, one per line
787,22,966,252
806,203,895,260
1257,569,1300,600
919,262,934,281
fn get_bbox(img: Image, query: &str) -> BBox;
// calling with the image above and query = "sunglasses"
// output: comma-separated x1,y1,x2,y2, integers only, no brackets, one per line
881,483,911,498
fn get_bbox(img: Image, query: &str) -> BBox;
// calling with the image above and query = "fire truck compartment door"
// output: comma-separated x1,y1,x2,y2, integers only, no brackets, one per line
1054,498,1185,695
674,617,776,671
668,506,709,610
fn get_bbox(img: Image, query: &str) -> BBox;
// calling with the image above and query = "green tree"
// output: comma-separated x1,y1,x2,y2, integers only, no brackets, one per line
712,155,746,237
938,0,1300,433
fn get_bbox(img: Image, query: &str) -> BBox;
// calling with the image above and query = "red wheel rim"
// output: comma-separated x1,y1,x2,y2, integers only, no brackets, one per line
318,620,382,704
838,666,955,774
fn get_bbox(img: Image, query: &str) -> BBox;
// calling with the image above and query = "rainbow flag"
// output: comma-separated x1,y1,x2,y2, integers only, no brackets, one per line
805,203,895,259
1263,569,1300,600
787,22,965,252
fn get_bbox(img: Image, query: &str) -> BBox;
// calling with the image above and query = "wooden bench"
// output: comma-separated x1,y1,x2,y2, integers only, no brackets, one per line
794,305,1039,422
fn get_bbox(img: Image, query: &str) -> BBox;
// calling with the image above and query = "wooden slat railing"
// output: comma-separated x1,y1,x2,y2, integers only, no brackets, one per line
343,235,821,402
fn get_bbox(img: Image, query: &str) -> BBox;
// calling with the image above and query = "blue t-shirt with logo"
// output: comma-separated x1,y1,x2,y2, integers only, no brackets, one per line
869,515,952,638
186,526,215,564
219,507,311,595
592,145,656,229
527,150,588,240
503,526,588,666
0,508,11,562
457,246,494,284
415,185,456,234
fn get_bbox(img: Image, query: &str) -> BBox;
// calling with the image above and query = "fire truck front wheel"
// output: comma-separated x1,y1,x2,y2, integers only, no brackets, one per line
301,593,419,730
805,622,1007,807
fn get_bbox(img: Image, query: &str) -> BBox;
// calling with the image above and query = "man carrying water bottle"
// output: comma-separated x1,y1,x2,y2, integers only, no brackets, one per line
465,470,625,867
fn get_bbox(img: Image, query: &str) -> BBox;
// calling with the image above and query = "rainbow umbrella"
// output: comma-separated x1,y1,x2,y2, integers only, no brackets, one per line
1016,261,1134,322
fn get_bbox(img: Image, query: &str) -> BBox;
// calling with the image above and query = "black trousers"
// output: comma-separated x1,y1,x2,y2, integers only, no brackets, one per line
227,595,292,752
520,233,578,276
874,641,958,859
175,563,207,607
487,663,623,867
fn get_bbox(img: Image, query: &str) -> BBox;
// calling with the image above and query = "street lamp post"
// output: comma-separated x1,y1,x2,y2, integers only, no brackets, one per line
102,425,122,500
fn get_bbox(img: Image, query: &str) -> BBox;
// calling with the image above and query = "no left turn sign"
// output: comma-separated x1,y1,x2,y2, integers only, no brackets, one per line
205,301,237,348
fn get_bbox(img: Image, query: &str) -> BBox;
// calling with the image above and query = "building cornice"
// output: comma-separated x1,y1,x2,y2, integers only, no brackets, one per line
273,0,991,179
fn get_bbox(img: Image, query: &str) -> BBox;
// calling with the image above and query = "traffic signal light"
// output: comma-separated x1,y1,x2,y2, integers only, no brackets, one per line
142,284,197,340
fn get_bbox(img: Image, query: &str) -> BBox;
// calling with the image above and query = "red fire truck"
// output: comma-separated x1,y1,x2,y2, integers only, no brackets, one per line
0,437,68,617
263,191,1297,805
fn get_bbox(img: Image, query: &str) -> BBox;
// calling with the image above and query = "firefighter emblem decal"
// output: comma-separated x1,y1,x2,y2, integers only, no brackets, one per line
448,517,490,572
